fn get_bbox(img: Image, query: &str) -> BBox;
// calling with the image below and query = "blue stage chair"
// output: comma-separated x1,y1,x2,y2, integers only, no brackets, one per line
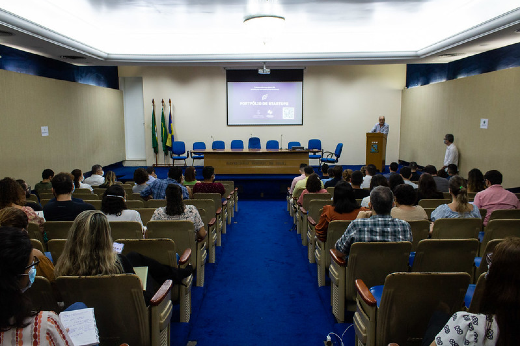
248,137,261,149
212,140,225,150
321,143,343,165
231,140,244,150
287,141,301,149
308,139,322,164
172,141,189,166
266,140,279,150
191,142,206,165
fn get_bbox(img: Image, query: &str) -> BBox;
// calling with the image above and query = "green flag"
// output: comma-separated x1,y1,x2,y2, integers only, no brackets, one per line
160,105,168,153
151,105,158,154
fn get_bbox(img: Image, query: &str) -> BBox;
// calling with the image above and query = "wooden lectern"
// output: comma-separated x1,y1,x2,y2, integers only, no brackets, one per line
366,133,387,173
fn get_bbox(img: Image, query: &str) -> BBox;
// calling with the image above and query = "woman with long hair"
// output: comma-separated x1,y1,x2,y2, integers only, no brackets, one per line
467,168,486,193
99,171,118,188
297,173,328,206
101,185,145,237
430,175,481,222
391,184,428,221
0,177,44,232
430,237,520,346
71,169,93,192
151,184,207,241
315,181,368,242
416,173,444,202
0,226,73,343
183,166,199,186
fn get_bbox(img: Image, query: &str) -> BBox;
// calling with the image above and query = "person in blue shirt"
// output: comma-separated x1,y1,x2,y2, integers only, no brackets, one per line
369,116,389,135
140,166,189,200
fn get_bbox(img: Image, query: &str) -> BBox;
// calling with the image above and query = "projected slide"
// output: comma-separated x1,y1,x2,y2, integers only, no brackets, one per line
227,82,303,126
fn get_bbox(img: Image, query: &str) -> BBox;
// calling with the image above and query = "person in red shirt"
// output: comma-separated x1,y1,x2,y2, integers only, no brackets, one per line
192,166,226,198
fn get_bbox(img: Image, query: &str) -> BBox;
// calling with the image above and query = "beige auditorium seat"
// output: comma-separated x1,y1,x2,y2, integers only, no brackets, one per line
26,276,61,312
431,218,482,239
315,220,350,287
118,238,193,323
56,274,173,346
306,200,333,263
418,199,450,209
488,208,520,221
354,272,470,346
127,193,145,200
407,220,430,251
47,239,66,264
44,221,74,241
479,219,520,255
474,239,502,283
93,187,107,197
28,193,39,202
184,199,217,262
109,221,145,240
30,238,45,253
468,273,486,313
147,220,207,287
329,241,412,322
27,222,45,245
145,199,166,208
297,192,331,243
126,200,145,209
74,193,99,200
215,180,236,220
194,192,226,236
135,208,156,224
84,199,101,209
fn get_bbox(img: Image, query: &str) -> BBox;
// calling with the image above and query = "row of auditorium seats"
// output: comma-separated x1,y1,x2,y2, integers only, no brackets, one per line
286,190,520,345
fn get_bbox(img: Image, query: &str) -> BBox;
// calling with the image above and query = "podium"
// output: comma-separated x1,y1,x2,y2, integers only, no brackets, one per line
366,133,387,172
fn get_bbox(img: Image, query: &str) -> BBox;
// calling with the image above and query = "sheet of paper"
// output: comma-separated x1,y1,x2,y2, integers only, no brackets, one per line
133,266,148,290
59,308,99,346
112,241,124,254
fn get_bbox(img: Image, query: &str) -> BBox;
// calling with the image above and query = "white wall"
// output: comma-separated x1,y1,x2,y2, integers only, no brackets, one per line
118,65,406,167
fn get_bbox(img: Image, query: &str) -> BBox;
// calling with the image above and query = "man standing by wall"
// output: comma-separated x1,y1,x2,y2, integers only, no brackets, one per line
441,134,458,171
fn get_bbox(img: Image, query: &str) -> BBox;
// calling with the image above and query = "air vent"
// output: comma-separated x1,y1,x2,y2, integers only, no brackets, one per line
60,55,87,60
0,30,14,37
438,53,465,57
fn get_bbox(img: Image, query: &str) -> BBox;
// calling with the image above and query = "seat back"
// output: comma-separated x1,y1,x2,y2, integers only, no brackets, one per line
334,143,343,158
266,140,279,149
73,193,98,200
55,275,152,346
193,141,206,151
480,219,520,254
84,200,101,209
346,242,411,302
27,222,44,244
407,220,431,251
135,208,156,224
488,208,520,221
411,239,479,275
375,272,470,346
418,199,450,208
193,193,221,214
145,199,166,208
308,139,321,150
146,220,195,256
47,239,67,264
212,140,225,150
184,199,215,229
301,192,332,210
44,221,74,240
30,239,44,252
325,221,351,257
475,239,503,279
287,141,301,149
431,218,482,239
126,200,145,209
109,221,144,241
248,137,261,149
26,276,61,312
119,238,178,268
230,140,244,149
468,273,487,313
307,200,333,223
172,141,186,156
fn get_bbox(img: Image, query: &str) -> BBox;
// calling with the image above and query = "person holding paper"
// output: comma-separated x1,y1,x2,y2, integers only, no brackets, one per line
0,226,74,344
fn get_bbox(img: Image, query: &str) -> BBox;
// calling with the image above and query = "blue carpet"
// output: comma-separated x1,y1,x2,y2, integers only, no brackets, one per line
182,200,354,346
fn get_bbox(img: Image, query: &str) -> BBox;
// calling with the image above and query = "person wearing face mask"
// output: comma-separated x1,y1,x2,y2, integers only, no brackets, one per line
101,185,146,237
0,226,74,344
83,164,105,187
441,134,458,171
71,169,93,192
43,173,95,221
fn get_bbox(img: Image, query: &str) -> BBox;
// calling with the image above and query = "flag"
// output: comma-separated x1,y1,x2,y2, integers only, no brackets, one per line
160,105,168,153
151,105,158,154
166,104,173,151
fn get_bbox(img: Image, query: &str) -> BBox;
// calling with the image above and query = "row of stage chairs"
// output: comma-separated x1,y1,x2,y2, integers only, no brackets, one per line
286,190,520,346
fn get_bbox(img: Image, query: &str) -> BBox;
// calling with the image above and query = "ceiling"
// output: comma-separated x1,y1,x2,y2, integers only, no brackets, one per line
0,0,520,67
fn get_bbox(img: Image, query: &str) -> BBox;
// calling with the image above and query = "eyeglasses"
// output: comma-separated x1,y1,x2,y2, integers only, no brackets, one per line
24,256,40,270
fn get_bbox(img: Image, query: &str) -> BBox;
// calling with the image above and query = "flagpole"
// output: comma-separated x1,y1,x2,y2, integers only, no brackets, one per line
169,99,172,165
162,99,166,165
152,99,158,166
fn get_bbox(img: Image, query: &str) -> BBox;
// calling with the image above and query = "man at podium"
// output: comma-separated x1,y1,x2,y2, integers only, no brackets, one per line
369,116,389,135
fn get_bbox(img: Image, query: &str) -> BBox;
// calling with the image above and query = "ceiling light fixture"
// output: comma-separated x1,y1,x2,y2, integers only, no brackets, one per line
244,14,285,44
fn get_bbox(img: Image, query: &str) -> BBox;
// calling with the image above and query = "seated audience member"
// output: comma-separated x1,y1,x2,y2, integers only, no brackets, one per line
150,184,207,241
0,207,55,281
388,174,405,192
416,173,444,202
324,165,344,189
183,166,199,186
400,166,418,189
34,169,54,195
146,167,157,185
320,164,330,183
71,169,93,192
427,237,520,346
140,166,189,200
102,185,145,237
430,176,481,222
474,170,520,226
447,164,458,178
43,173,95,221
0,177,44,232
315,182,369,242
83,164,105,186
335,186,412,257
16,179,42,211
467,168,486,193
409,161,421,181
293,166,324,199
391,184,428,221
437,168,449,179
54,210,193,304
99,171,119,188
383,162,399,179
360,175,389,208
193,166,225,197
360,165,367,177
342,169,353,183
0,227,74,344
297,173,328,206
361,164,377,189
423,165,449,192
132,167,149,194
351,170,370,199
289,163,307,194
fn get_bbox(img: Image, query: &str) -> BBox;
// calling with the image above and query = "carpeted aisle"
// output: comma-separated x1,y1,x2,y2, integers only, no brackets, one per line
186,200,351,346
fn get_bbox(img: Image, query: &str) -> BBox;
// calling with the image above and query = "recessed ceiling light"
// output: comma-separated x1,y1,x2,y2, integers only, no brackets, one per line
0,30,14,37
60,55,87,60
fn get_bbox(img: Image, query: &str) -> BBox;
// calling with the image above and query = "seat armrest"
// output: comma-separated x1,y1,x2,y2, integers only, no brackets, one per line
330,248,347,266
208,217,216,227
222,200,228,206
300,207,308,214
150,279,173,306
179,248,192,265
308,216,316,226
388,344,400,346
216,207,222,215
197,233,207,242
355,279,377,307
